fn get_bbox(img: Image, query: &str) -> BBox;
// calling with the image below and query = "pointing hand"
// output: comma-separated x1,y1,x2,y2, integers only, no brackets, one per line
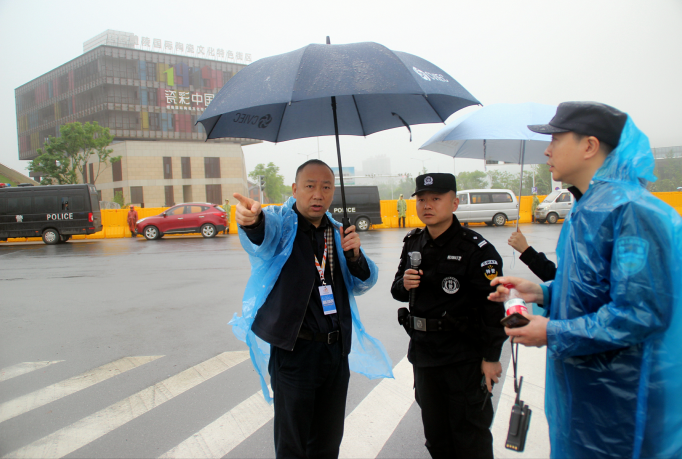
233,193,262,227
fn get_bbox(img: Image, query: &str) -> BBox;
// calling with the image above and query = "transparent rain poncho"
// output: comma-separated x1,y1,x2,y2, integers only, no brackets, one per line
542,117,682,458
230,197,394,402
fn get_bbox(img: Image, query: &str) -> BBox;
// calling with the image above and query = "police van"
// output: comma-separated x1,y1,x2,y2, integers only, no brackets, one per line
330,186,382,231
0,184,103,244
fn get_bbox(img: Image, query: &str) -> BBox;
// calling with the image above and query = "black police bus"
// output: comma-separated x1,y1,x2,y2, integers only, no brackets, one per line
0,184,103,244
330,186,382,231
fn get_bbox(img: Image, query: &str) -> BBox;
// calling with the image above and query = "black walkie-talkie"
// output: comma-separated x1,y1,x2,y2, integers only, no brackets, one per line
505,343,532,452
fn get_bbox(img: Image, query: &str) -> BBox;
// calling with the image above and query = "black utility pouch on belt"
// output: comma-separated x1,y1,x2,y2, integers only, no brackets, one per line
397,307,410,334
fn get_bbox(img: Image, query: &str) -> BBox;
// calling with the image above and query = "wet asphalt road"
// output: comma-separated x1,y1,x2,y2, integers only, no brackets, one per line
0,223,562,458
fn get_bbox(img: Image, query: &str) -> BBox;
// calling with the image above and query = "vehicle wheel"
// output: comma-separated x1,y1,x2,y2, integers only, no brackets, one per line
201,223,217,238
355,217,370,232
60,235,71,243
42,228,60,245
143,226,160,240
493,213,507,226
547,213,559,224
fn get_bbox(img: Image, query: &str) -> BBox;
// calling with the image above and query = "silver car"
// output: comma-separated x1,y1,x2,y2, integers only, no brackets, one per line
455,189,519,226
535,189,574,224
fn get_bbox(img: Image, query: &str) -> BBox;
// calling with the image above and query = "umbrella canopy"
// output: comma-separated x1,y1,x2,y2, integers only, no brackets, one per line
419,102,557,164
419,102,558,230
198,41,480,142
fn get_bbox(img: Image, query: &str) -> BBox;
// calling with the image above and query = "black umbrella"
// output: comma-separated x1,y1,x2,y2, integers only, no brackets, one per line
198,37,479,235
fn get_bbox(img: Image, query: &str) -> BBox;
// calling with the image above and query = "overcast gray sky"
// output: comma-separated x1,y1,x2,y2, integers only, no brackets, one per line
1,0,680,184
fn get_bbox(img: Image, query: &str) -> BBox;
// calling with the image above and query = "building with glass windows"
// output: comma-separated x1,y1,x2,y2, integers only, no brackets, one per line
15,30,258,206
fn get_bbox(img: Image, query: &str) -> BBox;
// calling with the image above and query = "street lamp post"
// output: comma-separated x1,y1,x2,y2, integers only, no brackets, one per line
411,157,430,174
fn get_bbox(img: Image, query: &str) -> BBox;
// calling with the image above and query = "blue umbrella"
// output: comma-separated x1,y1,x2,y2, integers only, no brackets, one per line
419,102,557,230
198,38,479,233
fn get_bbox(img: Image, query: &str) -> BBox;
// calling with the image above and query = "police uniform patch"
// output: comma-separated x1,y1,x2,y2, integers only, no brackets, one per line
482,261,499,280
615,236,649,276
442,277,460,294
424,176,434,186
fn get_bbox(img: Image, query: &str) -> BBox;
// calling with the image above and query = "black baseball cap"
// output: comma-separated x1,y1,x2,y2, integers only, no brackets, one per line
528,101,627,149
412,173,457,196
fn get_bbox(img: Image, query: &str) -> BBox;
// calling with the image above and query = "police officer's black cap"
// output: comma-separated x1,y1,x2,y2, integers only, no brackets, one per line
412,173,457,196
527,101,627,149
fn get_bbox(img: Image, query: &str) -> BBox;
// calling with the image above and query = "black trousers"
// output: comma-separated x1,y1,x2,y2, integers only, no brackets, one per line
269,339,350,459
414,361,494,459
399,216,406,228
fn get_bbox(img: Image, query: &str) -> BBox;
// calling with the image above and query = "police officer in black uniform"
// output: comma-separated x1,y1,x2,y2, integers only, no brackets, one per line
391,173,507,459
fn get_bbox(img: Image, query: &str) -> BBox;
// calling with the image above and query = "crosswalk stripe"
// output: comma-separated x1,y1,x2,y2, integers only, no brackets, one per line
0,361,64,383
0,356,162,424
3,351,249,459
339,356,415,458
159,389,274,458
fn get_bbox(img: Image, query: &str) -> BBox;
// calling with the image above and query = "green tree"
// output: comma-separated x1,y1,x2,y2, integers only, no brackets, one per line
649,153,682,192
456,170,488,191
376,173,416,200
248,162,290,203
533,164,553,195
112,191,131,208
28,122,120,185
487,170,518,190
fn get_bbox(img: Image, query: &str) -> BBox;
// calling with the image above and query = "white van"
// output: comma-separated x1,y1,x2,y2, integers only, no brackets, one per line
455,189,519,226
535,189,574,224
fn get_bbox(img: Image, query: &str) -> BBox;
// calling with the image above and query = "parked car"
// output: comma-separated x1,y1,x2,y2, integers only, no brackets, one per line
136,203,227,240
534,189,574,224
329,186,382,231
455,189,519,226
0,184,102,244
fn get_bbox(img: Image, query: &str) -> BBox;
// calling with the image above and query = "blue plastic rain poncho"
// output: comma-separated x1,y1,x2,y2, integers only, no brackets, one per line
542,117,682,458
230,197,394,402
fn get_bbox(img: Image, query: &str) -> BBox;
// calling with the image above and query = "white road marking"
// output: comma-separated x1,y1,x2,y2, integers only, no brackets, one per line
159,389,274,458
0,360,64,382
0,356,161,424
339,356,415,458
3,351,249,459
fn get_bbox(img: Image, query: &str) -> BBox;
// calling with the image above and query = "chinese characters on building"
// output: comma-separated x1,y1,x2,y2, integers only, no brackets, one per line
164,90,215,111
136,34,251,63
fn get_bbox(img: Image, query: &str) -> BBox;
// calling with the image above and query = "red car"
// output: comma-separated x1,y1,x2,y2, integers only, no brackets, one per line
136,203,227,240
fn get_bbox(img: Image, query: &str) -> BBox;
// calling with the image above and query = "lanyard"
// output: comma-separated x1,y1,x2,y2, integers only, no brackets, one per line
314,240,328,285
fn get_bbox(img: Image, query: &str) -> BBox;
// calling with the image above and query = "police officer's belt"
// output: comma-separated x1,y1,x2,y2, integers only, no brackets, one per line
408,315,456,332
298,329,340,344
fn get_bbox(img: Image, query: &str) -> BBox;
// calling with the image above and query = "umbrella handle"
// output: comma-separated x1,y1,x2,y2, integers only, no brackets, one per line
342,217,355,258
329,92,356,260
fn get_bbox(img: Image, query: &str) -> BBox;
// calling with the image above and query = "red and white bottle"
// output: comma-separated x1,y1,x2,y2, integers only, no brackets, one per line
504,283,528,316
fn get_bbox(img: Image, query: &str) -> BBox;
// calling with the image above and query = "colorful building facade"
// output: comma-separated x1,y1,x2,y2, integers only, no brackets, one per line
15,33,258,206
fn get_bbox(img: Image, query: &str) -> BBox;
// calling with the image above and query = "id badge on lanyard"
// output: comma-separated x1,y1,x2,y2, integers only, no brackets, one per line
315,240,337,315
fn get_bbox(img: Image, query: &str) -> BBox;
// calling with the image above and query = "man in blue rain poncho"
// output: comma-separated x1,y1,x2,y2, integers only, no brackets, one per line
230,159,392,459
489,102,682,459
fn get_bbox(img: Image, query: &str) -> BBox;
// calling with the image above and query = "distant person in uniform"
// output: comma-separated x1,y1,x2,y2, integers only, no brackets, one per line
127,205,138,237
391,173,507,459
223,199,231,234
531,194,540,222
397,193,407,228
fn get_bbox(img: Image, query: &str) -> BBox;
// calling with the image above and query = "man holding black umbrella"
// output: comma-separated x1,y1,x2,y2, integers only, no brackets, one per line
234,159,385,459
